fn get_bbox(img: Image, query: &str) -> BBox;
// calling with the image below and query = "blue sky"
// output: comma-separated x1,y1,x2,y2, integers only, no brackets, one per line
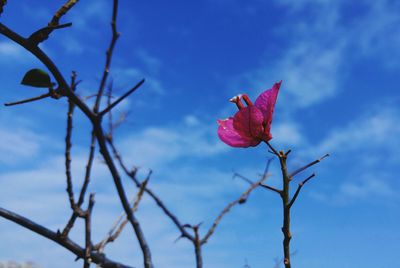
0,0,399,267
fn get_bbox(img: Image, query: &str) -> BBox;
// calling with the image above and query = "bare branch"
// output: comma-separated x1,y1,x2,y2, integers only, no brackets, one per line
260,183,282,195
0,207,134,268
266,141,280,156
4,92,52,106
107,139,194,241
99,79,145,116
289,154,329,179
28,23,72,44
288,173,316,208
49,0,80,27
84,194,95,268
65,73,76,210
201,175,268,244
93,0,120,113
95,177,149,252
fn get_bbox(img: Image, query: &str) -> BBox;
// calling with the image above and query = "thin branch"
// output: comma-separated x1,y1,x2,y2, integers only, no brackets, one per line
288,154,329,179
107,139,194,241
0,207,134,268
106,81,114,140
0,23,96,121
4,92,52,106
99,79,145,117
201,175,268,244
65,73,76,210
84,194,95,268
94,177,149,252
96,124,154,268
266,141,280,156
1,11,153,268
288,173,316,208
260,183,282,195
28,23,72,44
49,0,80,27
93,0,120,113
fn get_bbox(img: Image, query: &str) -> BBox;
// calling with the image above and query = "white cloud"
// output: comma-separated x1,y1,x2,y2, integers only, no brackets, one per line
314,107,400,156
118,117,226,168
306,104,400,205
310,176,397,206
0,127,42,165
0,41,27,61
272,121,304,146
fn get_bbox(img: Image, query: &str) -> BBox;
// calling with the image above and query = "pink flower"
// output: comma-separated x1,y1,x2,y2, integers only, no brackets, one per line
217,81,281,147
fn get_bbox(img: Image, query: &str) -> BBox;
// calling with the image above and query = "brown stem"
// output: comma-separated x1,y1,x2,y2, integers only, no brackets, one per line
193,226,203,268
279,153,292,268
84,194,95,268
65,73,76,211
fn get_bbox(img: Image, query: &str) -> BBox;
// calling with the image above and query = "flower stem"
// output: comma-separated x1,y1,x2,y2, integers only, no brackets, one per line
278,152,292,268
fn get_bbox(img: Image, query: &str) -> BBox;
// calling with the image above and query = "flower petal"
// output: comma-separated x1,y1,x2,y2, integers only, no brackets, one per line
254,81,281,139
217,118,260,147
233,106,264,140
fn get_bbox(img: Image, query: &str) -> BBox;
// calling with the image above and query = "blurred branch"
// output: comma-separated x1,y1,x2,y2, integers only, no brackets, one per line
93,0,120,113
0,207,134,268
289,154,329,179
94,177,149,252
49,0,80,27
201,175,268,244
0,0,7,15
288,173,315,209
4,92,52,106
107,139,195,241
99,79,145,117
84,194,95,268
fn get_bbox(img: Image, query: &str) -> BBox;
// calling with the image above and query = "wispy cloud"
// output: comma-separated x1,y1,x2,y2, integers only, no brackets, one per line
0,41,29,62
118,116,226,168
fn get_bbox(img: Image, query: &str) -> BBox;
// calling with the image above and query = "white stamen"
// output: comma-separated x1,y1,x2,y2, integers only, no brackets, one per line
229,94,243,102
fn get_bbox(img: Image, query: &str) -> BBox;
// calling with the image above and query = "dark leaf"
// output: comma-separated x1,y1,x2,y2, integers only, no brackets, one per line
21,68,52,88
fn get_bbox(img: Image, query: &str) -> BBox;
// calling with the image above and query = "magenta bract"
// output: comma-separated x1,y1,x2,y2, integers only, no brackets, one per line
217,81,281,147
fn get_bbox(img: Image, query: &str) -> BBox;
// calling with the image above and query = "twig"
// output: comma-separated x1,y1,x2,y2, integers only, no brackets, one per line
4,92,52,106
107,139,194,241
49,0,80,27
28,23,72,44
65,72,77,210
1,6,154,268
84,194,95,268
289,154,329,179
201,175,268,244
106,81,114,140
260,183,282,195
288,173,315,208
0,207,134,268
95,177,149,252
93,0,120,113
99,79,145,116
